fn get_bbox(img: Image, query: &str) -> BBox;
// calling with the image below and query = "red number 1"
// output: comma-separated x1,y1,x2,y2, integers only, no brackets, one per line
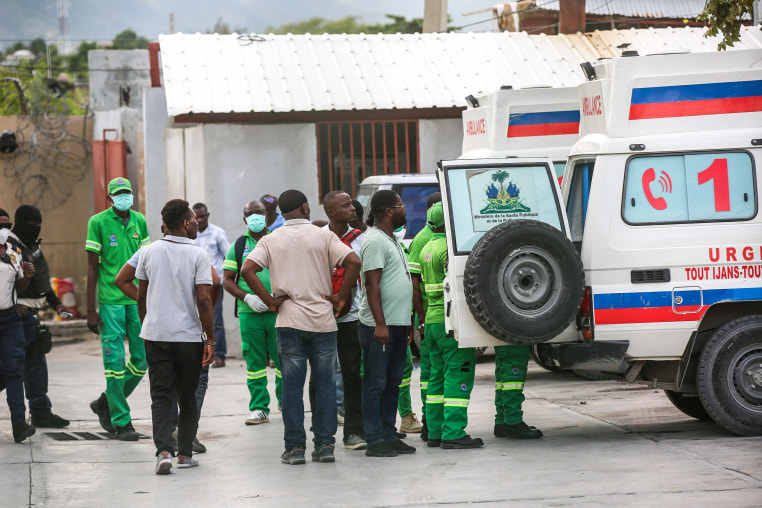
697,158,730,212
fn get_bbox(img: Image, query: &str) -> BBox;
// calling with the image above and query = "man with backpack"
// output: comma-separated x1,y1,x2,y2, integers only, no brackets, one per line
222,200,282,426
321,191,366,450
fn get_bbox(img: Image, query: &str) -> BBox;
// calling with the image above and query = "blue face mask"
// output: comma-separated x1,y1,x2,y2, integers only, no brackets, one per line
246,213,267,233
111,194,133,212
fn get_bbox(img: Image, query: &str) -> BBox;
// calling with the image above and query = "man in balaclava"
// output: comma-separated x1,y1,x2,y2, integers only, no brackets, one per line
3,205,71,428
85,177,150,441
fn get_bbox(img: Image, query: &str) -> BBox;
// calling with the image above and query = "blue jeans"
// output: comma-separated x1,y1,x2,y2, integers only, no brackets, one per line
21,311,52,419
358,323,408,446
0,313,27,424
213,290,227,359
277,327,337,450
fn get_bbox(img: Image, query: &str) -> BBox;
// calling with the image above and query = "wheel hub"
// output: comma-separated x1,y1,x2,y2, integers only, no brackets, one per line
498,247,561,315
731,346,762,407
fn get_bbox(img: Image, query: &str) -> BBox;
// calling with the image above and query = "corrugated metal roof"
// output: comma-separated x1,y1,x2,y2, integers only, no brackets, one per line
539,0,714,19
159,26,762,117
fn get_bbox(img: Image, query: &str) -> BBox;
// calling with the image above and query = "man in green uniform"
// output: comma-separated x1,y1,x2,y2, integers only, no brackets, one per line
418,202,483,449
86,177,150,441
401,192,441,438
493,345,543,439
222,200,281,425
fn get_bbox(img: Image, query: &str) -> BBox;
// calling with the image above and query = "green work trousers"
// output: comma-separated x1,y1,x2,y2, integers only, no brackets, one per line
99,303,146,427
494,345,530,425
397,344,414,417
418,327,430,420
425,323,476,441
240,312,281,413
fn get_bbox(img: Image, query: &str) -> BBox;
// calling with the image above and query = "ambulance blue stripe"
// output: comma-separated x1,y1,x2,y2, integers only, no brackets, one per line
631,80,762,104
594,287,762,310
508,110,580,126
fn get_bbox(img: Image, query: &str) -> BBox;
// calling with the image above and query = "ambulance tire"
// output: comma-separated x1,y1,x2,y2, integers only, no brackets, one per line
464,220,584,345
697,315,762,437
664,390,711,421
530,345,565,373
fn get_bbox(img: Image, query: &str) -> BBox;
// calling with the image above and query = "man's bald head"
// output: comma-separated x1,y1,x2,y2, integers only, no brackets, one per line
427,192,442,210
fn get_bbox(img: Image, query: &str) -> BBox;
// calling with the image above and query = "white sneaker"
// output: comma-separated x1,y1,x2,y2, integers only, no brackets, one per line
337,413,345,426
176,455,198,468
155,451,173,475
245,411,269,425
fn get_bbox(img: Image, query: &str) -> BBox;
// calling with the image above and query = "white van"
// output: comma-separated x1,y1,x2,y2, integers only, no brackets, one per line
441,49,762,436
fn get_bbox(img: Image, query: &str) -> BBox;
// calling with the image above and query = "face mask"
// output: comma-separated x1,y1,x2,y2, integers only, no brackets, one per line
0,222,11,230
393,225,406,242
111,194,133,212
246,214,267,233
0,228,9,244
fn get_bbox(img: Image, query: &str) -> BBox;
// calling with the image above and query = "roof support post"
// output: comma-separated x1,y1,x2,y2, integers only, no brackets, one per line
559,0,586,34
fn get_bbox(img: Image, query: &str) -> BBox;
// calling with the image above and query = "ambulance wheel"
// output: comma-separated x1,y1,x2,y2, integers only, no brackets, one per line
664,390,711,421
697,315,762,436
463,220,584,345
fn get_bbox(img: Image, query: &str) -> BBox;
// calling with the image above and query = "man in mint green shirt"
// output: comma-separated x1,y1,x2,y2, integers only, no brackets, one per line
222,200,282,426
358,190,415,458
85,177,149,441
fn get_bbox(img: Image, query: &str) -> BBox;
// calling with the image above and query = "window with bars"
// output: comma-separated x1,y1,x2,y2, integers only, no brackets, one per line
316,120,419,199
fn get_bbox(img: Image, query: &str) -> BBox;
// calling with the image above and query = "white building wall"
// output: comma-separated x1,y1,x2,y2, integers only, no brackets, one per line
418,118,463,172
142,88,170,238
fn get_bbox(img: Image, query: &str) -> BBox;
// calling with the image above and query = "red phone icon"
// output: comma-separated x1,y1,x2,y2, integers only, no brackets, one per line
642,168,667,210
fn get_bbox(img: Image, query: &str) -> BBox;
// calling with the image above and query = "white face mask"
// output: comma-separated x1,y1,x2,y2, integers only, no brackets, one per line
0,228,9,244
393,226,406,242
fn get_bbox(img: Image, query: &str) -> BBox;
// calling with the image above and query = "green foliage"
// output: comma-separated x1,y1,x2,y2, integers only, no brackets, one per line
29,38,46,56
265,14,453,35
206,17,248,34
112,29,150,50
698,0,757,50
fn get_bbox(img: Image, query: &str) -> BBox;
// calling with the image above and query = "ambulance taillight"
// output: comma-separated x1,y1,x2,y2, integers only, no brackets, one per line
577,287,594,340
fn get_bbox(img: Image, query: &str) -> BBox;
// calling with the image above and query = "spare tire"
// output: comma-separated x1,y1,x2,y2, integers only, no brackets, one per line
463,220,584,345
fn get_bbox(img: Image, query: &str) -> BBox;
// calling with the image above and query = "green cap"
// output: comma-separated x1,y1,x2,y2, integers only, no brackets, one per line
427,201,445,229
107,177,132,195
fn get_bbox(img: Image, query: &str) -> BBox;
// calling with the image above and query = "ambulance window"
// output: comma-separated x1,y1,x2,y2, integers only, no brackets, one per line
553,162,566,180
446,164,563,254
397,184,439,239
623,151,756,224
565,160,594,251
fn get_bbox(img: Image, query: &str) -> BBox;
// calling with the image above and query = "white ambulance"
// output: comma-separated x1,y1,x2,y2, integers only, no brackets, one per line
441,49,762,436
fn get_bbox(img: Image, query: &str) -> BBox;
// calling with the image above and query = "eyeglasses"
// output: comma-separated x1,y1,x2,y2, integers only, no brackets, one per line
388,204,406,209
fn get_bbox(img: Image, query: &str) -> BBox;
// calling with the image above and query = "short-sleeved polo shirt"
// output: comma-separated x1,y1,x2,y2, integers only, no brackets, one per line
86,207,150,305
358,227,413,327
420,233,447,325
223,231,273,315
407,224,433,276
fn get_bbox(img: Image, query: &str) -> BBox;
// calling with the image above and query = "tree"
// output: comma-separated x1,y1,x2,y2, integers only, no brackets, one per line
112,29,149,50
29,38,47,57
206,17,248,34
698,0,758,50
264,14,446,35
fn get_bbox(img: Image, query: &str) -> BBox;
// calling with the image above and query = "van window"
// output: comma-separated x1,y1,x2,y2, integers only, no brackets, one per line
398,184,440,239
623,151,756,224
447,164,563,254
565,160,595,251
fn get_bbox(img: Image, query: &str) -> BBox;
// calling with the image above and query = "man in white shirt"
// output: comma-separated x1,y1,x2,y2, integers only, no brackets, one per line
136,199,215,475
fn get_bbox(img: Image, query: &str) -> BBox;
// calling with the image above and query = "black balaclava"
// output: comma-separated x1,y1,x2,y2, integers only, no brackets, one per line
13,204,43,245
0,208,10,230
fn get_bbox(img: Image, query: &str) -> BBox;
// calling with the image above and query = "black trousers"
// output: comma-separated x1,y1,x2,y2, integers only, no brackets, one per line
309,320,364,440
145,340,203,457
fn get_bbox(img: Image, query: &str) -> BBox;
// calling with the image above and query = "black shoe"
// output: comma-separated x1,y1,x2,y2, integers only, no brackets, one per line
426,438,441,448
90,393,116,433
365,442,398,457
115,422,140,441
388,439,416,454
420,417,428,441
31,413,70,429
396,431,407,439
13,422,35,443
497,422,543,439
440,435,484,449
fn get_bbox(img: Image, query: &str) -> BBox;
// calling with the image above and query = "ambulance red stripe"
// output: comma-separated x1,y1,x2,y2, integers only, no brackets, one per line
629,96,762,120
507,122,579,137
595,306,708,325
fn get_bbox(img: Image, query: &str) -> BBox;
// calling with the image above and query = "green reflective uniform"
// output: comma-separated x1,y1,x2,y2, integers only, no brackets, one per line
223,232,282,413
494,345,530,425
86,207,150,427
422,233,476,441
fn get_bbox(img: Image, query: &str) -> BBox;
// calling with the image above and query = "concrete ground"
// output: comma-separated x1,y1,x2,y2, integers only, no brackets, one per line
1,329,760,507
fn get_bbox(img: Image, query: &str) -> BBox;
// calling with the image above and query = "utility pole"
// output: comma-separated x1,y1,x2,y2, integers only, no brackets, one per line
170,13,175,34
558,0,586,34
423,0,448,33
